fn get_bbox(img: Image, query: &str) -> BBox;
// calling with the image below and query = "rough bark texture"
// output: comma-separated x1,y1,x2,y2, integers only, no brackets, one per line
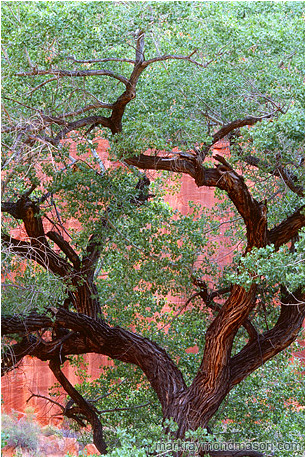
49,358,107,454
2,31,304,455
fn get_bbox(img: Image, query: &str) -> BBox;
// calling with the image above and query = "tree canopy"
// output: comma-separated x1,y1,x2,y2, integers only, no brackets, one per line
1,2,305,456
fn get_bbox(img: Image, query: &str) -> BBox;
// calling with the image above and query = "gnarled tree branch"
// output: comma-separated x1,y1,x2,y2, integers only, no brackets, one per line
2,307,187,413
229,287,305,387
268,206,305,250
49,357,107,454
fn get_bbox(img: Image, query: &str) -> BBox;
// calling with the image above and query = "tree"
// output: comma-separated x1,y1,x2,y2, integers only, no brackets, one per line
1,2,304,455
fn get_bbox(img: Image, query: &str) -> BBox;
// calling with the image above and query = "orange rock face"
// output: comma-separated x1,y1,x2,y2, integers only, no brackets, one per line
83,443,100,456
63,437,80,456
2,139,227,424
1,446,16,457
3,136,302,428
1,354,110,425
38,435,65,456
38,435,80,457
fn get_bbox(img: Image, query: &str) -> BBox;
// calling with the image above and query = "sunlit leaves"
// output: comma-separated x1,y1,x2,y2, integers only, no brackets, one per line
226,234,305,292
1,2,304,452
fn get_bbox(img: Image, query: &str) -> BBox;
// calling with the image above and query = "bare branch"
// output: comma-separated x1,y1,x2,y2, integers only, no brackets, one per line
27,393,65,412
24,47,35,68
25,77,59,95
156,292,202,334
49,357,107,454
41,115,112,145
90,147,106,174
135,29,145,65
211,114,277,146
46,231,80,269
243,154,304,197
2,95,42,114
2,307,187,411
2,233,72,277
143,54,210,69
278,50,297,68
2,336,39,375
98,401,151,414
230,287,305,387
43,103,114,124
66,56,135,65
16,68,129,86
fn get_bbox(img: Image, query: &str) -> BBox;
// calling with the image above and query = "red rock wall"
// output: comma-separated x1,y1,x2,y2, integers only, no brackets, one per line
3,137,303,423
1,354,110,425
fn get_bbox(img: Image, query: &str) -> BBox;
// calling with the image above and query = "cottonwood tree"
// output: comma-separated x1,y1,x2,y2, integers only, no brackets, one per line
1,2,304,455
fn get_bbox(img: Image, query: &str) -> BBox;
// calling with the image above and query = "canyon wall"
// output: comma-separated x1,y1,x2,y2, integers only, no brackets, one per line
2,138,303,424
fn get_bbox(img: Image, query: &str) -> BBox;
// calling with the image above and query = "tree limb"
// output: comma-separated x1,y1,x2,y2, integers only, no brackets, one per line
2,335,39,376
268,206,305,250
26,393,87,427
38,115,112,145
242,154,304,197
211,114,277,146
2,307,187,412
229,287,305,387
66,56,135,65
2,233,72,277
49,357,107,454
46,231,80,269
142,53,211,69
127,153,268,251
16,68,129,86
194,281,258,343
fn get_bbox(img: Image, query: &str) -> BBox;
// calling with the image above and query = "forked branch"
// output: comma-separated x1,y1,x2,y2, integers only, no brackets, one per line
49,357,107,454
229,287,305,387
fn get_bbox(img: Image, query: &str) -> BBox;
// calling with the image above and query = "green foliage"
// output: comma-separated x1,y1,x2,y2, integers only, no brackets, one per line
212,350,305,457
1,412,40,453
2,2,304,162
226,233,305,292
1,255,66,316
1,1,305,456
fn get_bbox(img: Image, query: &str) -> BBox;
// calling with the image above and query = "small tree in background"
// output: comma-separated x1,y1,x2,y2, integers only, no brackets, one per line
1,2,304,455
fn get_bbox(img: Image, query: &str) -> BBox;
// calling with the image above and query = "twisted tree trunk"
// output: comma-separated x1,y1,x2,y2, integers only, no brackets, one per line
2,30,304,455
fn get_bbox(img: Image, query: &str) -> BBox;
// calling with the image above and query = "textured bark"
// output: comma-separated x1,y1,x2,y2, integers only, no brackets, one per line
2,284,303,443
242,154,304,197
2,193,102,319
2,308,187,408
2,156,304,449
2,30,305,454
229,287,305,387
162,285,259,435
268,206,305,250
49,358,107,454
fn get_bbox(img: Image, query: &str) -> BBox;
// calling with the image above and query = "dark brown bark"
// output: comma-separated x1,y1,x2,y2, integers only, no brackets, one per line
2,30,305,454
49,357,107,454
2,152,304,446
2,192,102,319
2,335,39,376
211,114,277,146
2,233,72,277
268,206,305,250
46,230,81,269
2,307,187,409
229,287,305,387
3,284,303,442
242,154,304,197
